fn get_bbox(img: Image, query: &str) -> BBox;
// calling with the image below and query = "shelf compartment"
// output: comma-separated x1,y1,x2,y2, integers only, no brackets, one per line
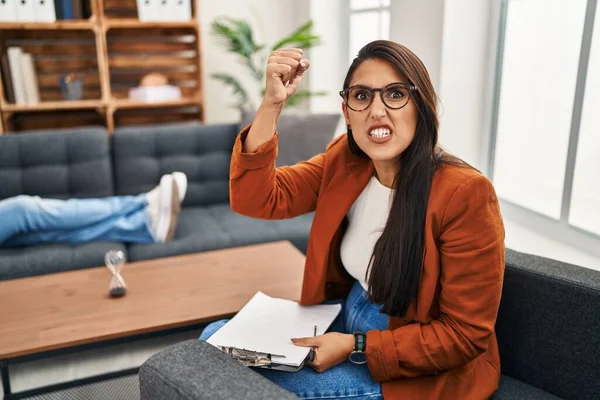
107,27,200,100
0,29,102,104
113,104,202,127
102,0,139,20
5,109,106,132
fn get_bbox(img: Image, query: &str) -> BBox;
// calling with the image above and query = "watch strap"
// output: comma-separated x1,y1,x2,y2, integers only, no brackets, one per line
353,331,366,352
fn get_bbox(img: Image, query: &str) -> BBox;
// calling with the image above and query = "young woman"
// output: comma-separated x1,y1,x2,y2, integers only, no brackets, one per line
201,40,505,400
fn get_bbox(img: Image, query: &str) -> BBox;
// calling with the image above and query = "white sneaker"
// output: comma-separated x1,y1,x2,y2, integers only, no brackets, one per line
146,174,181,243
171,172,187,203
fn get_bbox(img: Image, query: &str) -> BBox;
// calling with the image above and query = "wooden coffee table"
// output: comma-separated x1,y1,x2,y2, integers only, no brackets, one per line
0,241,305,398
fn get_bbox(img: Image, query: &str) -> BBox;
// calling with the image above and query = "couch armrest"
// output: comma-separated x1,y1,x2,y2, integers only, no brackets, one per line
139,339,298,400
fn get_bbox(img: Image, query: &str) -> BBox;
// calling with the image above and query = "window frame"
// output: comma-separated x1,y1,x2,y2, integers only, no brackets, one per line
346,0,392,63
487,0,600,258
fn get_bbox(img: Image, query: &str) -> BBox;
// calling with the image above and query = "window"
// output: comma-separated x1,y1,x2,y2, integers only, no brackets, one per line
348,0,391,63
489,0,599,246
570,1,600,236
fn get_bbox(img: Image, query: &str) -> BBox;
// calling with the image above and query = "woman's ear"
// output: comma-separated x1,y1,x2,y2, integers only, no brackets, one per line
341,102,351,127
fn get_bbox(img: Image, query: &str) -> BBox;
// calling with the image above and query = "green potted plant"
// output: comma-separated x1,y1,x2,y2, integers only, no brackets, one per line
210,17,326,109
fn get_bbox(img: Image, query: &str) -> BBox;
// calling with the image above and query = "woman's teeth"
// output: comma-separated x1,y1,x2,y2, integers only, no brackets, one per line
369,128,391,137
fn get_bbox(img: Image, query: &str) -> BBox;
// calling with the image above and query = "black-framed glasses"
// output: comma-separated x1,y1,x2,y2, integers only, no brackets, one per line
339,82,417,112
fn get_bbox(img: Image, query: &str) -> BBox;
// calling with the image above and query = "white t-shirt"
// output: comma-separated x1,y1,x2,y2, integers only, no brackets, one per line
340,176,394,291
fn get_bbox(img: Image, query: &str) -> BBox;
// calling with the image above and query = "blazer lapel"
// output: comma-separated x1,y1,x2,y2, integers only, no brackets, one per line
301,157,375,303
317,158,375,245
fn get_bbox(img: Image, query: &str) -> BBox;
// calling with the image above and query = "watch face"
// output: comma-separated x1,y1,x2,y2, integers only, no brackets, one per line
349,351,367,364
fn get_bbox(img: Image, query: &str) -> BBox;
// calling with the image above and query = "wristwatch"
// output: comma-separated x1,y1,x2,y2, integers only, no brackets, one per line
349,331,367,364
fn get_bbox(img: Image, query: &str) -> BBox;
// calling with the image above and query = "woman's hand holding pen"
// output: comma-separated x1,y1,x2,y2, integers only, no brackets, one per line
291,332,355,373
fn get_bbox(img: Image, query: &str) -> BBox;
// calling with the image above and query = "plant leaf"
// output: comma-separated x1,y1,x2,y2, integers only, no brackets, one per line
272,21,320,50
211,72,249,108
211,17,263,79
211,17,259,58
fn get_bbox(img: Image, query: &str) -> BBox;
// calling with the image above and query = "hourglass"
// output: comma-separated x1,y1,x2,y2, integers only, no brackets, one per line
105,250,127,298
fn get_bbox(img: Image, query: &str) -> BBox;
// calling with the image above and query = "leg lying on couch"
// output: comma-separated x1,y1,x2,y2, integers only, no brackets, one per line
0,173,187,246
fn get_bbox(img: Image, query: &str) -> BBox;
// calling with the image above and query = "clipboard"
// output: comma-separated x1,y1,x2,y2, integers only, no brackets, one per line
206,292,341,372
217,346,305,372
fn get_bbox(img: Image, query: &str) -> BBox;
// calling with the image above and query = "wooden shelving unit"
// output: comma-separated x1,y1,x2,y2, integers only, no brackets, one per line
0,0,204,134
104,19,199,29
0,20,96,30
2,99,103,112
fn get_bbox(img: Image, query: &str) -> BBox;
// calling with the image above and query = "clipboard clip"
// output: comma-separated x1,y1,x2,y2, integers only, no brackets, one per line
218,346,286,367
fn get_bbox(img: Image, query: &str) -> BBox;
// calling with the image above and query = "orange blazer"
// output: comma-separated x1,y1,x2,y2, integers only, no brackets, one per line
230,127,505,400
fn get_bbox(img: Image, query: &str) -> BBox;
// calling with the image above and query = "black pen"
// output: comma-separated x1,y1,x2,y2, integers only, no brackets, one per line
309,324,317,362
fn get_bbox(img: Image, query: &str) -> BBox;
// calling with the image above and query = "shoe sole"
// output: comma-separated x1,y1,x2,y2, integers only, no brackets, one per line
156,176,180,243
165,180,181,242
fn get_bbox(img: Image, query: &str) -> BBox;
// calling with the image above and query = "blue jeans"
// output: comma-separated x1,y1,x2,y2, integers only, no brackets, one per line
200,281,389,400
0,194,155,246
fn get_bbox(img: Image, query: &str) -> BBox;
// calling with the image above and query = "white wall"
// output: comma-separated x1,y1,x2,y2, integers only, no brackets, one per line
308,0,346,114
199,0,309,123
308,0,347,135
389,0,445,91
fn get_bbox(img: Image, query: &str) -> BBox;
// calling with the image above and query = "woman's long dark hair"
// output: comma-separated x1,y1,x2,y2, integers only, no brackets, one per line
344,40,466,317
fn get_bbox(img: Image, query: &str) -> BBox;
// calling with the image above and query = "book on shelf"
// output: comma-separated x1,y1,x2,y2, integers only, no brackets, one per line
55,0,84,20
16,0,36,22
170,0,192,21
136,0,191,22
1,53,16,103
3,47,40,105
0,0,19,22
34,0,57,22
71,0,83,19
55,0,72,19
81,0,91,19
7,48,27,105
136,0,158,22
0,0,57,23
22,53,40,104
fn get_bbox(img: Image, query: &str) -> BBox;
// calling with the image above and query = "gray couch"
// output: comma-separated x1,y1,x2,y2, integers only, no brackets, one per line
0,122,314,280
139,249,600,400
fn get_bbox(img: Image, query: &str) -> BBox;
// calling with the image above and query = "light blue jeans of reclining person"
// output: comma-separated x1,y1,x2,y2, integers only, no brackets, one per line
0,194,155,247
200,280,388,400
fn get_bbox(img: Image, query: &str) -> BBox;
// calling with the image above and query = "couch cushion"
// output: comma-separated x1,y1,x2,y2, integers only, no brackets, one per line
239,109,340,166
492,375,563,400
127,206,233,262
206,204,312,253
112,122,238,208
0,126,113,200
0,242,127,281
127,204,313,262
496,249,600,400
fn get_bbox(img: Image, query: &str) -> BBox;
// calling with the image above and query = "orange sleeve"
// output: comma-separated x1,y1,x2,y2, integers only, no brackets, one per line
229,125,325,220
366,175,505,381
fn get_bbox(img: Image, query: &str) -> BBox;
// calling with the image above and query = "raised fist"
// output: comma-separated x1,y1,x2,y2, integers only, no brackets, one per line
263,48,310,106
